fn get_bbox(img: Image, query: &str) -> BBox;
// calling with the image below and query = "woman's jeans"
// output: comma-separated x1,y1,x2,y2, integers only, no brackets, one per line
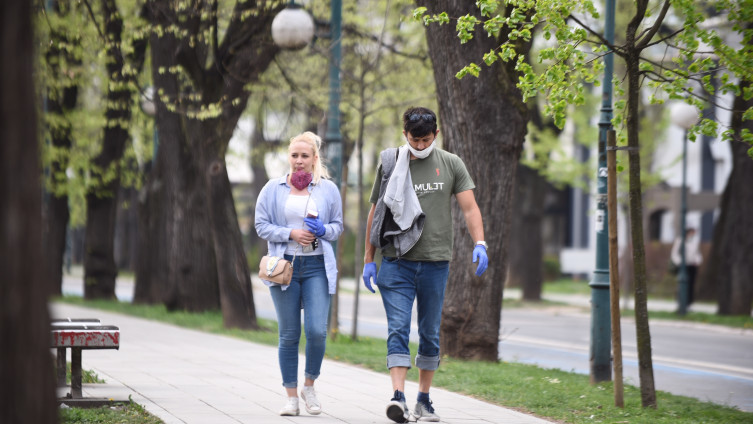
269,254,330,388
377,257,450,371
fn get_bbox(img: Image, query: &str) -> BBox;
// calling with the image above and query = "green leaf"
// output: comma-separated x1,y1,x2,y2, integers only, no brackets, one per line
412,7,428,22
483,50,499,66
478,0,500,17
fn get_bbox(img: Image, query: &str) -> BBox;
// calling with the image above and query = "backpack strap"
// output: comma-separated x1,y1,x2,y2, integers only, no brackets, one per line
380,147,400,180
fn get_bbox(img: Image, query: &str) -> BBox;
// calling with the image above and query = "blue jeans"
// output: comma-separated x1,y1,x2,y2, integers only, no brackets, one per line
269,254,331,388
377,257,450,371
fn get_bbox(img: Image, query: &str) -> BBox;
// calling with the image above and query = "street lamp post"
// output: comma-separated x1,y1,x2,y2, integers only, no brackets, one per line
670,102,699,316
589,0,615,383
324,0,343,191
272,1,344,335
271,1,343,189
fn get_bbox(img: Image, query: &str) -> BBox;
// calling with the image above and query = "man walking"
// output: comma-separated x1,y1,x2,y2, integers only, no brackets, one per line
362,106,489,422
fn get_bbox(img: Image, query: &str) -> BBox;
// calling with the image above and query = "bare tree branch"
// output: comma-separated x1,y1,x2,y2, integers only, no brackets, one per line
636,0,671,49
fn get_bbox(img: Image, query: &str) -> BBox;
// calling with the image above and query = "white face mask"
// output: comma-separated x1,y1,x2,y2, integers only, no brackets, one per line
406,139,435,159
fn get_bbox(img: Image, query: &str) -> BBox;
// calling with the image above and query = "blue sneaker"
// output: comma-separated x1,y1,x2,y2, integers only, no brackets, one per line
414,398,440,422
386,390,409,423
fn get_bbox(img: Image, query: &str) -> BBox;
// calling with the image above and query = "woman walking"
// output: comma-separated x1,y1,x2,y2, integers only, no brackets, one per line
255,131,343,416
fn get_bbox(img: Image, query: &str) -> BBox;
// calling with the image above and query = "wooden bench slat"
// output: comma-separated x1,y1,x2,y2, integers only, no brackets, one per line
51,329,120,349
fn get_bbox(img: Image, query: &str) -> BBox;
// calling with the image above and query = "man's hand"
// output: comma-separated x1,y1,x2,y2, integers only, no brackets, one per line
473,244,488,276
304,216,326,237
362,262,377,293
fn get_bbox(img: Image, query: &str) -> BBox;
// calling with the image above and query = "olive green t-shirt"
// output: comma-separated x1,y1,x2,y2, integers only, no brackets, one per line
370,148,475,261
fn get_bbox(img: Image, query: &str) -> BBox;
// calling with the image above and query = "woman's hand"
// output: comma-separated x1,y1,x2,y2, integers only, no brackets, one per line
290,228,316,246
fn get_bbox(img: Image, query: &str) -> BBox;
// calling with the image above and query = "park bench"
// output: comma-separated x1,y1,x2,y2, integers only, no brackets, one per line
51,318,120,403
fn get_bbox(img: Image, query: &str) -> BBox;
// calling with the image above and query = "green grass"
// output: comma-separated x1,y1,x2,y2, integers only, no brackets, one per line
60,400,163,424
642,310,753,329
542,278,592,294
57,295,753,424
64,363,104,384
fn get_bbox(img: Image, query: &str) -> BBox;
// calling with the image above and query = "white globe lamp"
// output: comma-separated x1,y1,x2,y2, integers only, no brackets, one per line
670,102,700,130
271,5,315,50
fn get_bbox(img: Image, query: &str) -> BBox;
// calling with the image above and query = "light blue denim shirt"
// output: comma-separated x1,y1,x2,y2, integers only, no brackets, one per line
255,175,343,294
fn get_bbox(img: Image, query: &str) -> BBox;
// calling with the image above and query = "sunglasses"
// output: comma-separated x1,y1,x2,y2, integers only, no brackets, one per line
408,113,435,123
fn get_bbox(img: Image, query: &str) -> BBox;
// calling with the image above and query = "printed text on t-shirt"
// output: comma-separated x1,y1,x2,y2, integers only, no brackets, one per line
414,182,444,192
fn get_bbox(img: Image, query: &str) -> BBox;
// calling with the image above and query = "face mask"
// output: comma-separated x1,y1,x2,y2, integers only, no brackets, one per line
290,170,313,190
406,139,435,159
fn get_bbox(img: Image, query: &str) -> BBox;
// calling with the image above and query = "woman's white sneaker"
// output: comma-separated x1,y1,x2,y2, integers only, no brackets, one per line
279,397,300,416
301,385,322,415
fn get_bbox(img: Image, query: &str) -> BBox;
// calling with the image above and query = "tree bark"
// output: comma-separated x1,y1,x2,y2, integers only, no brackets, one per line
0,0,58,420
115,185,138,270
418,0,529,361
42,0,79,297
136,55,220,310
625,6,656,406
707,67,753,316
136,1,280,327
84,0,147,299
208,161,258,329
507,164,545,300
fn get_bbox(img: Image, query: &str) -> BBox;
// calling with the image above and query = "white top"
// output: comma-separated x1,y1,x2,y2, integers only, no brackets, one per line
284,194,321,256
671,233,703,266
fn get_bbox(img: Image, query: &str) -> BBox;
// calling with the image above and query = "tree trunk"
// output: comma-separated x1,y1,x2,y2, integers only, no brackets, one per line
115,185,138,270
0,0,58,420
507,165,545,300
136,0,280,326
708,70,753,316
207,160,258,329
84,0,147,299
418,0,529,361
625,11,657,404
134,161,170,304
43,0,79,296
135,65,220,311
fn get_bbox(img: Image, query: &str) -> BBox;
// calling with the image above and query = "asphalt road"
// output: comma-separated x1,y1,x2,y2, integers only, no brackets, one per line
61,273,753,412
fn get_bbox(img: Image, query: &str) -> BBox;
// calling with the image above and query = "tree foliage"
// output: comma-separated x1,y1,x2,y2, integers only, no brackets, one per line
415,0,753,149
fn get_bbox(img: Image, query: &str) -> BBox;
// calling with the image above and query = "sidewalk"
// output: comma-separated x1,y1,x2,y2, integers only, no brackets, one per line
51,302,553,424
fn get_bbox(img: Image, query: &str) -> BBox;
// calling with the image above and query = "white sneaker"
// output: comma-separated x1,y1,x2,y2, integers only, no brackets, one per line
279,397,300,416
301,385,322,415
414,399,440,422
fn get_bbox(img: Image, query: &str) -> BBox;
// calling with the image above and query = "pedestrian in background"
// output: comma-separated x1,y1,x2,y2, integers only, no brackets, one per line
255,131,343,417
671,227,702,306
362,107,489,423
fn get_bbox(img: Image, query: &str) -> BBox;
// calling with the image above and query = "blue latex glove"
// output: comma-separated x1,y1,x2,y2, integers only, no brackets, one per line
362,262,377,293
473,244,488,276
304,216,326,237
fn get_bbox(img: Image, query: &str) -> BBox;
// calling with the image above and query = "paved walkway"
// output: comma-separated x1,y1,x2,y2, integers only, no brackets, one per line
51,302,553,424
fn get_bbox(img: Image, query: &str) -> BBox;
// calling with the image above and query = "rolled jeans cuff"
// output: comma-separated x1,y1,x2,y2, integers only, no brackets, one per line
415,353,440,371
386,353,412,369
304,372,319,381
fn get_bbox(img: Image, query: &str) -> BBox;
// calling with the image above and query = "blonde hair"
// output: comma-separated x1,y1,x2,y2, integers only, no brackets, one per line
288,131,330,184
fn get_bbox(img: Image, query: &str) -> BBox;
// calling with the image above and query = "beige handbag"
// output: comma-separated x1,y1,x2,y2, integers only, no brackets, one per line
258,255,293,285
